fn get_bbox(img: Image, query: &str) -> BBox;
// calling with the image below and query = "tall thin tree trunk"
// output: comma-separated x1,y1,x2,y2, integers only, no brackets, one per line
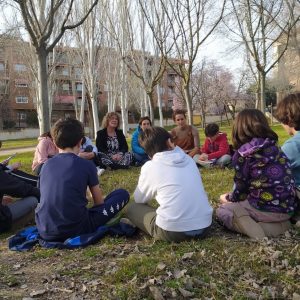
37,49,50,134
157,84,163,127
183,84,193,125
79,80,85,123
260,71,266,113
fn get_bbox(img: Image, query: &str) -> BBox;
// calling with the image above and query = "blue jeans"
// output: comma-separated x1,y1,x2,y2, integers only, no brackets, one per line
215,154,231,166
133,153,149,165
8,196,38,221
88,189,130,231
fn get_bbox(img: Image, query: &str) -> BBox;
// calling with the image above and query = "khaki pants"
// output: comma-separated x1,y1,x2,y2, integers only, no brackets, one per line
125,202,208,242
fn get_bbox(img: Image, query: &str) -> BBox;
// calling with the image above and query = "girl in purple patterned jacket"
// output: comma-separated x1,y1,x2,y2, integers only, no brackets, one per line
217,109,297,238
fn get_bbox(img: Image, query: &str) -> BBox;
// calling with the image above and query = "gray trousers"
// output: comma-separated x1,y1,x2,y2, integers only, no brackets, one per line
125,202,208,242
8,196,38,221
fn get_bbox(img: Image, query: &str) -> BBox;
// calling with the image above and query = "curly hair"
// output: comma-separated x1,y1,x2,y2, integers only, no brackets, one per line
102,112,120,129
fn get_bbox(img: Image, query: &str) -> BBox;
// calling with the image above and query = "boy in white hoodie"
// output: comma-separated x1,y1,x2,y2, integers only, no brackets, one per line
125,127,213,242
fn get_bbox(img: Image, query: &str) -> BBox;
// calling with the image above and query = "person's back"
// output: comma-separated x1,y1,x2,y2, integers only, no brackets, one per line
276,93,300,189
136,146,212,231
36,153,97,240
126,126,212,242
36,118,130,242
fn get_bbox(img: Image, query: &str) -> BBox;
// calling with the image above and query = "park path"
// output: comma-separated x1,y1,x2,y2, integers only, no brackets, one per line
0,146,36,156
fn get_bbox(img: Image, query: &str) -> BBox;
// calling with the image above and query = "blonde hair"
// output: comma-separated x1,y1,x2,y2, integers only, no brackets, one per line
102,112,120,129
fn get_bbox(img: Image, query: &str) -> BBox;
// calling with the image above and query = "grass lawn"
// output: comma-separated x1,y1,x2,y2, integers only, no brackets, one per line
0,125,299,299
0,138,38,150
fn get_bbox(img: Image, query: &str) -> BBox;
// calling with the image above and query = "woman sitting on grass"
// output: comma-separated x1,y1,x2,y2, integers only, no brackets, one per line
131,116,152,166
170,109,200,157
217,109,297,239
96,112,133,170
32,132,58,175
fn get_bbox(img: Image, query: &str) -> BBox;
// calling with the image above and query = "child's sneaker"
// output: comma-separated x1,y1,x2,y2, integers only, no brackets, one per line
120,218,136,228
96,167,105,176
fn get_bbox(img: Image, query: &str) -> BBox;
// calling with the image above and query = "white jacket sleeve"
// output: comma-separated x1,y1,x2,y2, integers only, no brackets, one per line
133,164,155,203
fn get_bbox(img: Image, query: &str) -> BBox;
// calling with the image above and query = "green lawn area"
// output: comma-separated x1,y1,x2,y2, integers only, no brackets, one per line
0,125,299,299
0,138,38,150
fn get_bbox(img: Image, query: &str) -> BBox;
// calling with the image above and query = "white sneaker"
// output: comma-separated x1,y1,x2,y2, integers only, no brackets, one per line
96,167,105,176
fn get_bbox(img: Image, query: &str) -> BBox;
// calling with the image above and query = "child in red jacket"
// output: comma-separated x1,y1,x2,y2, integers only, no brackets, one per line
194,123,231,167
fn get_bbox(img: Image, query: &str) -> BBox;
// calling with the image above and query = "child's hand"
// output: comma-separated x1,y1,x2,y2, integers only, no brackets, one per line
10,162,21,170
220,193,230,204
199,153,208,161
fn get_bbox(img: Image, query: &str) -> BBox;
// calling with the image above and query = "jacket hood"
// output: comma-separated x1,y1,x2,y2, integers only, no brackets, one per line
238,138,276,157
214,132,227,142
152,146,189,167
38,136,51,141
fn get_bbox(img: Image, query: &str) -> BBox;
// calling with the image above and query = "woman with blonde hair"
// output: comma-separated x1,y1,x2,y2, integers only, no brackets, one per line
96,112,132,169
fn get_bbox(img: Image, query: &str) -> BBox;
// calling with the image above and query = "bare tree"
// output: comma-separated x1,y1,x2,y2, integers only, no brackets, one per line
149,0,227,125
224,0,299,112
12,0,98,134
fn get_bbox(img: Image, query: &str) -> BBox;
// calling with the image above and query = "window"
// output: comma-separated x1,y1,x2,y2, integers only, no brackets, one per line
14,64,27,72
62,83,70,91
76,83,82,91
16,96,28,103
74,67,82,78
15,83,28,88
62,68,69,76
17,112,27,120
168,86,175,95
168,99,173,108
0,63,4,71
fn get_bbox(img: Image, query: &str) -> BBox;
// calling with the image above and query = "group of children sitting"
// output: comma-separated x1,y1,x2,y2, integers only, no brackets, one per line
0,93,299,243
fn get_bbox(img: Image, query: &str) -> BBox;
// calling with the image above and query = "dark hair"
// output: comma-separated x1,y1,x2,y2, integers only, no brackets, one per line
232,109,278,149
51,118,84,149
138,116,152,126
172,109,186,121
205,123,219,137
102,112,120,129
276,93,300,131
40,131,52,138
139,127,171,157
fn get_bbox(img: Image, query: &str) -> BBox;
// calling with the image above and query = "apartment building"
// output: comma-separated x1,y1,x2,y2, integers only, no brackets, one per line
0,36,182,129
0,36,36,129
274,28,300,102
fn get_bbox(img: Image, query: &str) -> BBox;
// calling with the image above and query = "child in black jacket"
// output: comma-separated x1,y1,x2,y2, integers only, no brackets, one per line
0,163,39,233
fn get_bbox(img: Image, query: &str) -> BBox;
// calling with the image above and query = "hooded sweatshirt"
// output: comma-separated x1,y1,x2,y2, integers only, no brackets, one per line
32,136,58,171
228,138,297,214
134,146,213,232
201,132,230,160
131,126,146,155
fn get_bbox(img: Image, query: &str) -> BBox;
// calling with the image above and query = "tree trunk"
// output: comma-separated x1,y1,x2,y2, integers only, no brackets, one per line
90,91,100,139
260,71,266,113
183,84,193,125
147,92,154,124
37,48,50,134
156,84,163,127
79,80,85,123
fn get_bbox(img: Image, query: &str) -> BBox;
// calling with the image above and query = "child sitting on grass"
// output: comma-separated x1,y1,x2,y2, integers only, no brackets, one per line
125,127,213,242
36,118,130,242
217,109,297,238
194,123,231,168
0,143,39,233
276,93,300,222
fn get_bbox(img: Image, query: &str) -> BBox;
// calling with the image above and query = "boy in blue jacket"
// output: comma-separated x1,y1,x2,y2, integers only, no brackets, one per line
36,118,130,241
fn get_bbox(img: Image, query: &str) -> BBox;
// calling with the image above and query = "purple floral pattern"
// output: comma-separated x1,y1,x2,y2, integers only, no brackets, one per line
228,138,297,214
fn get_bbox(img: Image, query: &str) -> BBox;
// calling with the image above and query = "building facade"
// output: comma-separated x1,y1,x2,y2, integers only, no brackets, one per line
0,36,182,129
